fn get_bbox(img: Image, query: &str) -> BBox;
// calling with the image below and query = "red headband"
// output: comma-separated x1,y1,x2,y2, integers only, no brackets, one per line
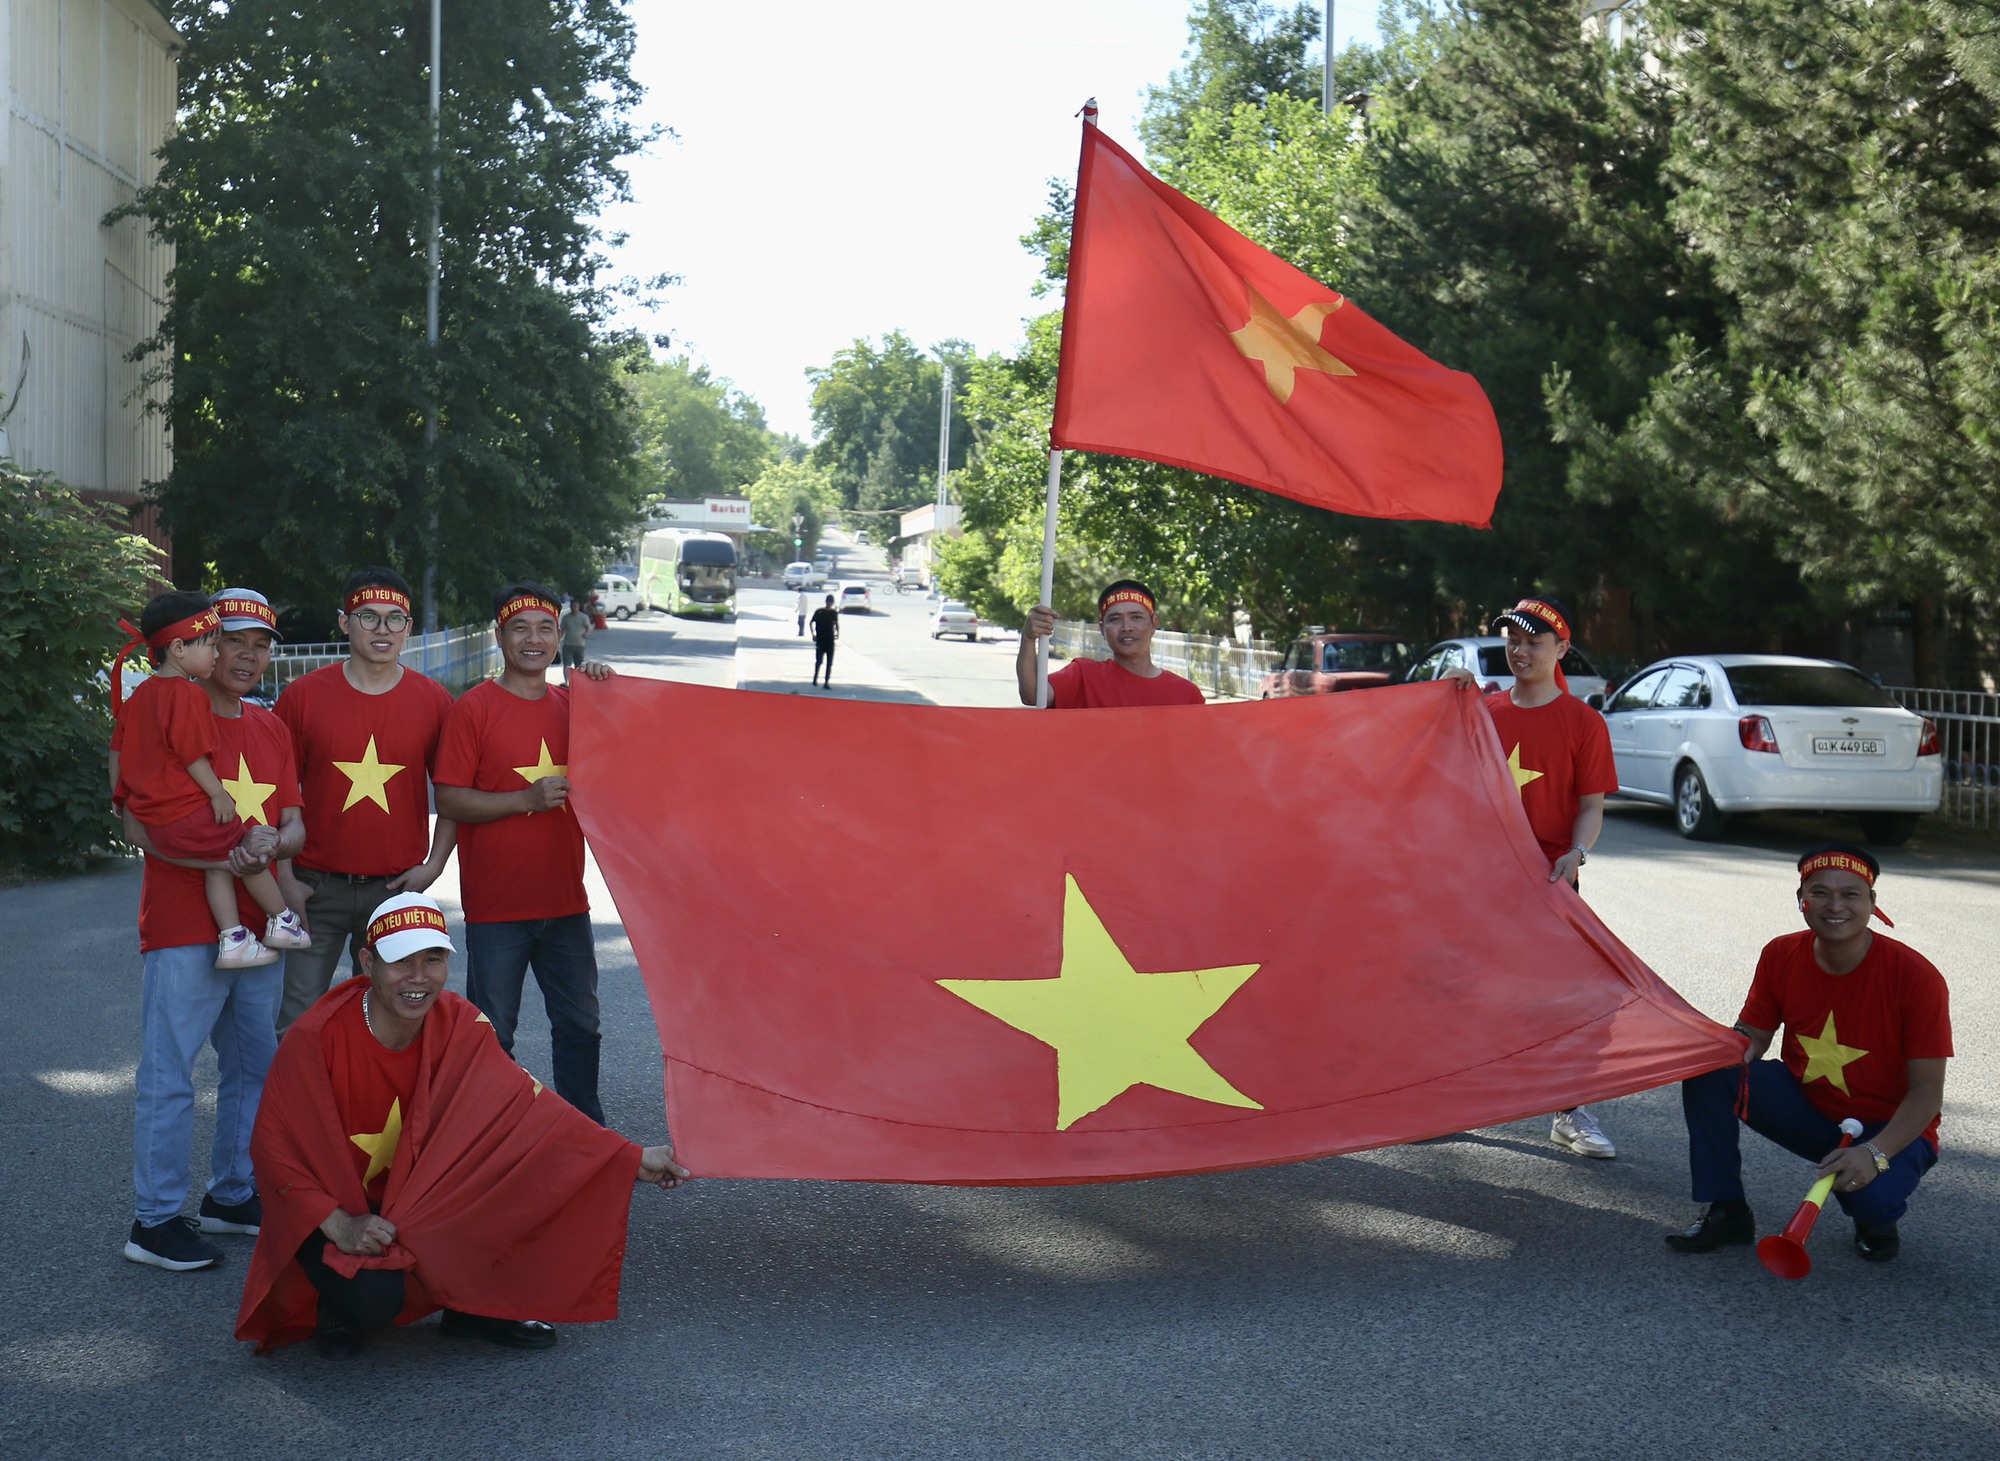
212,595,277,631
112,607,222,708
369,903,450,946
496,593,559,628
1101,589,1155,616
344,586,412,616
1798,852,1893,926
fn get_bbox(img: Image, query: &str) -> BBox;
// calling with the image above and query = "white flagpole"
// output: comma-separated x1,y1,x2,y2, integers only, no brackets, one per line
1034,448,1063,707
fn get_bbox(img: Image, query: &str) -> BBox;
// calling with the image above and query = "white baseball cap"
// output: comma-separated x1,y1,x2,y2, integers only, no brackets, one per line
365,893,457,964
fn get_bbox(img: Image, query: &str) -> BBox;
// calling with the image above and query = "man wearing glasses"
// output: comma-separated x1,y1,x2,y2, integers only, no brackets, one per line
273,568,458,1034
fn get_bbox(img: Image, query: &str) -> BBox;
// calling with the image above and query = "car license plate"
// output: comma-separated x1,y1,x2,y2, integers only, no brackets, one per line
1813,736,1883,756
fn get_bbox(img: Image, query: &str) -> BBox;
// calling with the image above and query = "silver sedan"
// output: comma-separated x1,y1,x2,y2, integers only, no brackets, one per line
1599,655,1941,843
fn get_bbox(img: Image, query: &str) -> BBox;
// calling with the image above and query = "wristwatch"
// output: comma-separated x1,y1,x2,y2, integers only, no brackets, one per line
1863,1142,1890,1174
1570,845,1590,866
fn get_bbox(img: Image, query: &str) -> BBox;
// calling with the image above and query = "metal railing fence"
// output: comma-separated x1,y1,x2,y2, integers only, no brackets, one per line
262,624,499,700
1884,686,2000,832
1050,622,1279,701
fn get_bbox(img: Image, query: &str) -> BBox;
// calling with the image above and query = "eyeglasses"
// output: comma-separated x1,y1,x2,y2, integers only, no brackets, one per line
352,610,411,632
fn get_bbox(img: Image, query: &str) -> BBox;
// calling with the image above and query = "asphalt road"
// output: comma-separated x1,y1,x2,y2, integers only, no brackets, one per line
4,541,1995,1458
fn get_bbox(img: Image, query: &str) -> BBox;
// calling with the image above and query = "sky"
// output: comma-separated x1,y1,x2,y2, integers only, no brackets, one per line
599,1,1382,441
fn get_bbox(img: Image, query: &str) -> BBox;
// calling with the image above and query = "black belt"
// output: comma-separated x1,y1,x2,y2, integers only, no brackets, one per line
300,867,392,884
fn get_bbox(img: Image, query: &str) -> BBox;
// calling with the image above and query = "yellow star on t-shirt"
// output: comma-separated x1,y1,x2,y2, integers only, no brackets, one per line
938,874,1264,1131
1505,743,1545,793
1796,1012,1869,1094
513,739,567,787
349,1097,404,1185
333,735,406,813
220,754,276,826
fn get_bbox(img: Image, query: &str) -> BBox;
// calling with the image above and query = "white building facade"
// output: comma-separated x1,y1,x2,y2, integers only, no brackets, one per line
1,0,177,543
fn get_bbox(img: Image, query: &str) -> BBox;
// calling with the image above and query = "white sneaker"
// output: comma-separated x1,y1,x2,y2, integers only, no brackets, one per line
1551,1106,1617,1159
215,926,279,969
263,908,310,950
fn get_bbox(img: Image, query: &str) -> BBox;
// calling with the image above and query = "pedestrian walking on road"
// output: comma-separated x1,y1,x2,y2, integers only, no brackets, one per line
1016,579,1204,708
810,594,840,687
272,567,457,1037
117,588,307,1273
434,584,616,1123
795,588,810,636
559,599,592,682
1664,844,1951,1266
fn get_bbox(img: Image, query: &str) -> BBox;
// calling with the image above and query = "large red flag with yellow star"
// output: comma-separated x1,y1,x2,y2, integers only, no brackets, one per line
570,678,1740,1184
1049,123,1502,527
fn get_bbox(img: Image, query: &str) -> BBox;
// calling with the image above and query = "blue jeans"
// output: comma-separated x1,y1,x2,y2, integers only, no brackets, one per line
133,944,282,1225
1682,1060,1937,1229
464,914,603,1123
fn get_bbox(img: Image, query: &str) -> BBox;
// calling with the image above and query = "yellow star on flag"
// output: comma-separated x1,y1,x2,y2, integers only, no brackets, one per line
938,875,1264,1131
1505,744,1544,793
1796,1012,1868,1094
349,1097,404,1185
220,754,276,826
513,739,567,787
1227,284,1357,404
333,735,406,813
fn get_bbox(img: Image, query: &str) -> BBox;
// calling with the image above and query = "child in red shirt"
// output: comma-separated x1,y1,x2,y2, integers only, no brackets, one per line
112,591,309,969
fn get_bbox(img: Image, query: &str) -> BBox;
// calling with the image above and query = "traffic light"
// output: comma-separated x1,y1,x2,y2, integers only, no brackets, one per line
793,537,802,547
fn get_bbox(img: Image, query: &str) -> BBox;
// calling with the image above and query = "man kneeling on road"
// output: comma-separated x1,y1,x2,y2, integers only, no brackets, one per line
1665,845,1951,1265
1016,579,1205,708
236,894,687,1357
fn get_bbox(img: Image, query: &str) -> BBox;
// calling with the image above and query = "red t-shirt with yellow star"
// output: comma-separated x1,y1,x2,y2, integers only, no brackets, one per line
131,704,302,952
1740,930,1953,1147
1049,657,1205,708
1482,691,1617,865
434,678,586,923
275,663,456,877
322,994,423,1204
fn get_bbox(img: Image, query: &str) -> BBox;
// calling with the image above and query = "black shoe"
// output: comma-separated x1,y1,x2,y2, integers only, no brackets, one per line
440,1309,558,1350
1664,1204,1756,1253
315,1321,364,1361
198,1192,262,1235
1855,1224,1901,1263
123,1216,222,1271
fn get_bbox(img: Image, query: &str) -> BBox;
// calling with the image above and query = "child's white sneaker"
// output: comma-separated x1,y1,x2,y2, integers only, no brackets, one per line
263,908,310,950
216,926,279,968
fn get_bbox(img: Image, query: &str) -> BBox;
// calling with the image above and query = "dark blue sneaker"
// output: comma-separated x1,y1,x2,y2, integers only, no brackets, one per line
197,1192,261,1235
124,1216,222,1271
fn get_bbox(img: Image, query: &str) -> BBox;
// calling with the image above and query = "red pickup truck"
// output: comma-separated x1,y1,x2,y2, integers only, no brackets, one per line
1259,633,1417,699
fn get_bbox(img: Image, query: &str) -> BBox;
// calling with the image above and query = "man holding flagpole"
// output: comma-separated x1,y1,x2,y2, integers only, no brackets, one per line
1016,580,1204,709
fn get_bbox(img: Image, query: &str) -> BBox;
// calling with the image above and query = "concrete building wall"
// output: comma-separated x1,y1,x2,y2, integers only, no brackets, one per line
0,0,177,528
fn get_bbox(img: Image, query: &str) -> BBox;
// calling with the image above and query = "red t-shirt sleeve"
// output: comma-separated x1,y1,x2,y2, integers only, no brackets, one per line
433,691,484,788
161,677,219,768
1047,661,1083,710
1738,939,1785,1032
1572,704,1618,796
422,675,455,774
1898,952,1955,1060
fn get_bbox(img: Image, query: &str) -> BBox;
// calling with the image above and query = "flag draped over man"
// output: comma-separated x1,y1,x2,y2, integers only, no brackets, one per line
571,678,1739,1185
1049,122,1503,528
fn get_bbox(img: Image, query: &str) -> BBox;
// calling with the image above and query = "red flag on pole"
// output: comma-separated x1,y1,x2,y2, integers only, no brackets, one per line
570,678,1738,1184
1050,124,1503,528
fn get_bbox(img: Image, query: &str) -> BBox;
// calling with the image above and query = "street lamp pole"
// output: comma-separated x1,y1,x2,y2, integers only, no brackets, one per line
935,362,953,512
1323,1,1335,115
420,0,443,636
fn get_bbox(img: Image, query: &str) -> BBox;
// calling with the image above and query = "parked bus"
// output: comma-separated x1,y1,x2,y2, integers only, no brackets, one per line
640,529,738,618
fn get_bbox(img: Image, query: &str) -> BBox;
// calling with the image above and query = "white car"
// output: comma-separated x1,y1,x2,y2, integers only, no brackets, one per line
931,600,980,641
1600,655,1941,843
593,573,645,619
782,561,824,590
1401,636,1609,701
834,581,872,614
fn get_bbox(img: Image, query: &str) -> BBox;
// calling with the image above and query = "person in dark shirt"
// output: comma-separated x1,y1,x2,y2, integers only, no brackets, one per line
809,595,840,688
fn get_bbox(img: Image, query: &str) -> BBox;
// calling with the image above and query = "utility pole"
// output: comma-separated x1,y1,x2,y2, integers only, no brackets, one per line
420,0,443,635
935,362,953,511
1323,1,1335,115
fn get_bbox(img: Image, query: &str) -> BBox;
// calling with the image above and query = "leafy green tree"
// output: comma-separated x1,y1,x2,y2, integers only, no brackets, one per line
0,471,161,871
1140,1,1324,169
1635,0,2000,680
627,356,778,507
805,332,973,514
745,459,840,565
126,0,651,623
